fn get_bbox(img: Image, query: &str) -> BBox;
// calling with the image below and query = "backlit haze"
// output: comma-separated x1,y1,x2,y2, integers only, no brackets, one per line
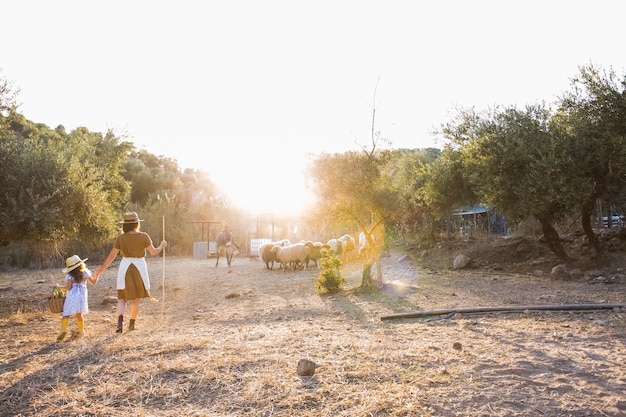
2,0,625,215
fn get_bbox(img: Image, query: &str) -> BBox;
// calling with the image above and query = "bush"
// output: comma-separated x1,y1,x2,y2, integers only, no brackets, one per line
314,249,343,295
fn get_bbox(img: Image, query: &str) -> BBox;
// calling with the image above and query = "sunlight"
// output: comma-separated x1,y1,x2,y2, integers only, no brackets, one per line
208,154,315,217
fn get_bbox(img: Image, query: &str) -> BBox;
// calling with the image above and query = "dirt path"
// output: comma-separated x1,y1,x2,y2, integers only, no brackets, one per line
0,252,625,416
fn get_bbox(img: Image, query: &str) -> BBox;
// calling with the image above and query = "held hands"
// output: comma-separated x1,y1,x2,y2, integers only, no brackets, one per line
159,240,168,251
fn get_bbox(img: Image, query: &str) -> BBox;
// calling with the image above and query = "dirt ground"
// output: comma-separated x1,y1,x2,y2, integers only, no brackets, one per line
0,236,625,416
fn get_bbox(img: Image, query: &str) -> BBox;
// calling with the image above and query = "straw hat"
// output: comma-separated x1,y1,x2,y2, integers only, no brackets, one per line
63,255,88,273
119,211,143,224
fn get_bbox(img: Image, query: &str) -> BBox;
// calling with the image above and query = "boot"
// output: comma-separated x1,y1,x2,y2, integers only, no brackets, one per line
57,318,69,342
75,320,84,337
116,315,123,333
129,319,136,331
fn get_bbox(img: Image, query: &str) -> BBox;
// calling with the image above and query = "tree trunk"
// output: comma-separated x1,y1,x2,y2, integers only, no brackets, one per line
358,225,383,292
536,215,569,260
581,199,602,256
361,262,374,289
359,259,383,293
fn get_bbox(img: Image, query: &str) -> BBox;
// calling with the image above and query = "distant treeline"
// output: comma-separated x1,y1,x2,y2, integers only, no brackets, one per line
1,63,625,268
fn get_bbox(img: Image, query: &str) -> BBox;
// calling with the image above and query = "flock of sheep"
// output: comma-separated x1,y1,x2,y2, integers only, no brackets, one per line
258,232,374,271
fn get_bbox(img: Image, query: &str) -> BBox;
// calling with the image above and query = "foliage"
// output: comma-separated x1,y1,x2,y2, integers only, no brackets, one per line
0,116,130,252
555,64,626,254
440,104,578,258
389,146,476,241
120,151,230,256
0,71,18,139
314,248,343,295
308,150,386,228
307,148,391,287
3,64,626,268
123,149,183,205
0,69,229,266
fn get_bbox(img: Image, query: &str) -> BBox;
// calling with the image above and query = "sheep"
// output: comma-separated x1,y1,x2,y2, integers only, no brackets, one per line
271,242,309,271
358,231,375,259
338,234,356,262
259,239,291,270
326,238,343,257
303,241,331,269
259,242,278,270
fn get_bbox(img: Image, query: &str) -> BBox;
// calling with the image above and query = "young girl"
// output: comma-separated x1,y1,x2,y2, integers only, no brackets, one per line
53,255,98,342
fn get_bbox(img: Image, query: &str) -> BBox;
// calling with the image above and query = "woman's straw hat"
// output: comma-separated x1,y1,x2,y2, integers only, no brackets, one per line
118,211,143,224
63,255,88,273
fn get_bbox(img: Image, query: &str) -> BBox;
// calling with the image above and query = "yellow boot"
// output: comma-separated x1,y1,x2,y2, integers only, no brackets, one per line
76,320,84,338
57,318,69,342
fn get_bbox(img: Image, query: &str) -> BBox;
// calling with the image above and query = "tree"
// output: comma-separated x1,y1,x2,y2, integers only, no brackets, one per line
416,146,476,240
442,105,577,259
308,149,389,289
382,148,436,238
0,70,19,139
307,85,395,290
556,64,626,256
0,114,131,256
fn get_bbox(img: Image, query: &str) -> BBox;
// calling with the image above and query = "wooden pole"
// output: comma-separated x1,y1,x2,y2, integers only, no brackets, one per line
161,215,165,322
380,303,626,321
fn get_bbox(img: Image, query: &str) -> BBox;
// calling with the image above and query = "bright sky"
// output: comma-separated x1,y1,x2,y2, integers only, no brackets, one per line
3,1,626,215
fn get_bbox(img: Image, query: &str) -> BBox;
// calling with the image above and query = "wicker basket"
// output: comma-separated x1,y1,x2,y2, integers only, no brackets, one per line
48,296,66,314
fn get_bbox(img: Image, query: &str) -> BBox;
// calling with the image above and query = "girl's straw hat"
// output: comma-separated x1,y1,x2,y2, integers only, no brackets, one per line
119,211,143,224
63,255,88,273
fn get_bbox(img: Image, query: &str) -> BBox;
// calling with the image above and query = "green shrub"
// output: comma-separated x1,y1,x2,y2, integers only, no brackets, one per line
314,249,343,295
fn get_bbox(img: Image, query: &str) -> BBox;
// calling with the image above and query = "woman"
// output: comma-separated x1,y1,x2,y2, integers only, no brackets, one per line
95,212,167,333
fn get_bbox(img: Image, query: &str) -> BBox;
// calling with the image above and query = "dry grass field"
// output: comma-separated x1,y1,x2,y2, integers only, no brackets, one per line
1,239,625,416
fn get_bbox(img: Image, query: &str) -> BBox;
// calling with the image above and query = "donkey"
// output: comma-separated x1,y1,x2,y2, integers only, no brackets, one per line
215,229,238,267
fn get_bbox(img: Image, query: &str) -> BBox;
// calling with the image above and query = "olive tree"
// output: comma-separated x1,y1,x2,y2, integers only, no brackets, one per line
308,147,394,290
442,104,577,259
0,114,132,260
556,64,626,256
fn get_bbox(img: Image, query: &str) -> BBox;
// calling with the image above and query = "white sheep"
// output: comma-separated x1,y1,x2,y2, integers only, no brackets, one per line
272,242,308,271
326,238,343,257
338,234,356,262
259,239,291,270
304,241,331,269
358,231,375,259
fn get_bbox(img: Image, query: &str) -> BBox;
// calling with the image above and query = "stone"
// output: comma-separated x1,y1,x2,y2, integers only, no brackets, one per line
102,296,117,304
453,254,471,270
550,264,571,280
296,359,317,376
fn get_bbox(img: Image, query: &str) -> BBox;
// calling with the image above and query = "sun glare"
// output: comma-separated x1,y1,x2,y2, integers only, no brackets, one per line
210,158,314,217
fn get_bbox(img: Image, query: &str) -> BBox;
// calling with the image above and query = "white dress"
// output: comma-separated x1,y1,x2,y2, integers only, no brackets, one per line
62,270,92,316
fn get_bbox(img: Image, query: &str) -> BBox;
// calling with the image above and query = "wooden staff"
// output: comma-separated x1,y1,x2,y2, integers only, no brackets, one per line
161,215,165,321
